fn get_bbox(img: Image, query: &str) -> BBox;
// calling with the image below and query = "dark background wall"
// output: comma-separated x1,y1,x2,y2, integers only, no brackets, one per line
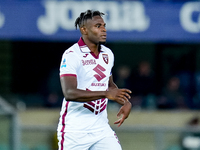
1,41,200,109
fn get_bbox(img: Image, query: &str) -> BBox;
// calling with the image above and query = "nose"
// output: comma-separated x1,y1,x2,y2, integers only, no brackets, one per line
102,26,106,32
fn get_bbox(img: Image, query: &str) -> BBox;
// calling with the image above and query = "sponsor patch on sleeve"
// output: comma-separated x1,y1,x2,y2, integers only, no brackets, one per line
61,58,67,68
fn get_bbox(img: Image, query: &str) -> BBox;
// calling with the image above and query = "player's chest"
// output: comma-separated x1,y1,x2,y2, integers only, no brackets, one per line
78,53,112,77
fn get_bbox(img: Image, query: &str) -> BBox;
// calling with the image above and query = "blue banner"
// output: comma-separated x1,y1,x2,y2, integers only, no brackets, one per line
0,1,199,43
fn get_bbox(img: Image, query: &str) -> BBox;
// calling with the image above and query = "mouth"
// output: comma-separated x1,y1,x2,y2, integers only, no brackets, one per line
101,34,107,39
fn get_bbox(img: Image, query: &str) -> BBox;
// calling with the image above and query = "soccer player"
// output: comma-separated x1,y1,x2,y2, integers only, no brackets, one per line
57,10,132,150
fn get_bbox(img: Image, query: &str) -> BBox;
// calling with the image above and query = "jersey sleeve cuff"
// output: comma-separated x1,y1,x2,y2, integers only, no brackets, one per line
60,74,77,78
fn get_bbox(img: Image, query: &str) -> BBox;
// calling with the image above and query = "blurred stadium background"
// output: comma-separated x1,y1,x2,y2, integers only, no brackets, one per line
1,0,200,150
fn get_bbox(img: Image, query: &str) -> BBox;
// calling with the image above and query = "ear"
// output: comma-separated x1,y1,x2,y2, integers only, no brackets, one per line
80,26,87,35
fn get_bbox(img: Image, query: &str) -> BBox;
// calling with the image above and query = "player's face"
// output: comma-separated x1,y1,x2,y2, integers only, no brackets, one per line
85,16,107,45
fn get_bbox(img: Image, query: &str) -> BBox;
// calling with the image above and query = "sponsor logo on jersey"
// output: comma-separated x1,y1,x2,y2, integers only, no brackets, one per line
93,64,106,82
91,83,106,86
82,59,96,66
61,58,66,68
102,54,108,64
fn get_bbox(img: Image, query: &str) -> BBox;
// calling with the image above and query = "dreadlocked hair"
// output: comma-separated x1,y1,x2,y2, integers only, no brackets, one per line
75,10,105,29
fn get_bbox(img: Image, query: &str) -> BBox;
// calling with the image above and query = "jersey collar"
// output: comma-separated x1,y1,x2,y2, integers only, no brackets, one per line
78,37,104,53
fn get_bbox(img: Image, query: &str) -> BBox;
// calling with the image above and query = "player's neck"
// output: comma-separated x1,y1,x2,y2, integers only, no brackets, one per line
88,44,100,55
82,38,100,55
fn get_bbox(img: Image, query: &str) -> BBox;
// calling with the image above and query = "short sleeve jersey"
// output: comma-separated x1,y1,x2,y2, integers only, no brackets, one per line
57,38,114,133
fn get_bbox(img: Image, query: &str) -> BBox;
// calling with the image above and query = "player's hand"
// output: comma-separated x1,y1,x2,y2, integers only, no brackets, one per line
114,101,132,127
106,88,132,105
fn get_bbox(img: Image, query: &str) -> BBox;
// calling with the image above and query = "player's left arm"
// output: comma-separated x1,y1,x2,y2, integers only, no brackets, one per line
108,75,132,127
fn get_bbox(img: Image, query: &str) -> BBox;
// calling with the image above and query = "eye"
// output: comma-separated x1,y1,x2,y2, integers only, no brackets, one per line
97,25,101,28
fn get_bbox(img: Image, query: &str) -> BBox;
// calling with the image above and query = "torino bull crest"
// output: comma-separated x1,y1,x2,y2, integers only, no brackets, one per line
103,54,108,64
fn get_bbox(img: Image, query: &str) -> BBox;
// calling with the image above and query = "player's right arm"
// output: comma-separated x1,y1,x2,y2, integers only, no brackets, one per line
60,75,130,103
